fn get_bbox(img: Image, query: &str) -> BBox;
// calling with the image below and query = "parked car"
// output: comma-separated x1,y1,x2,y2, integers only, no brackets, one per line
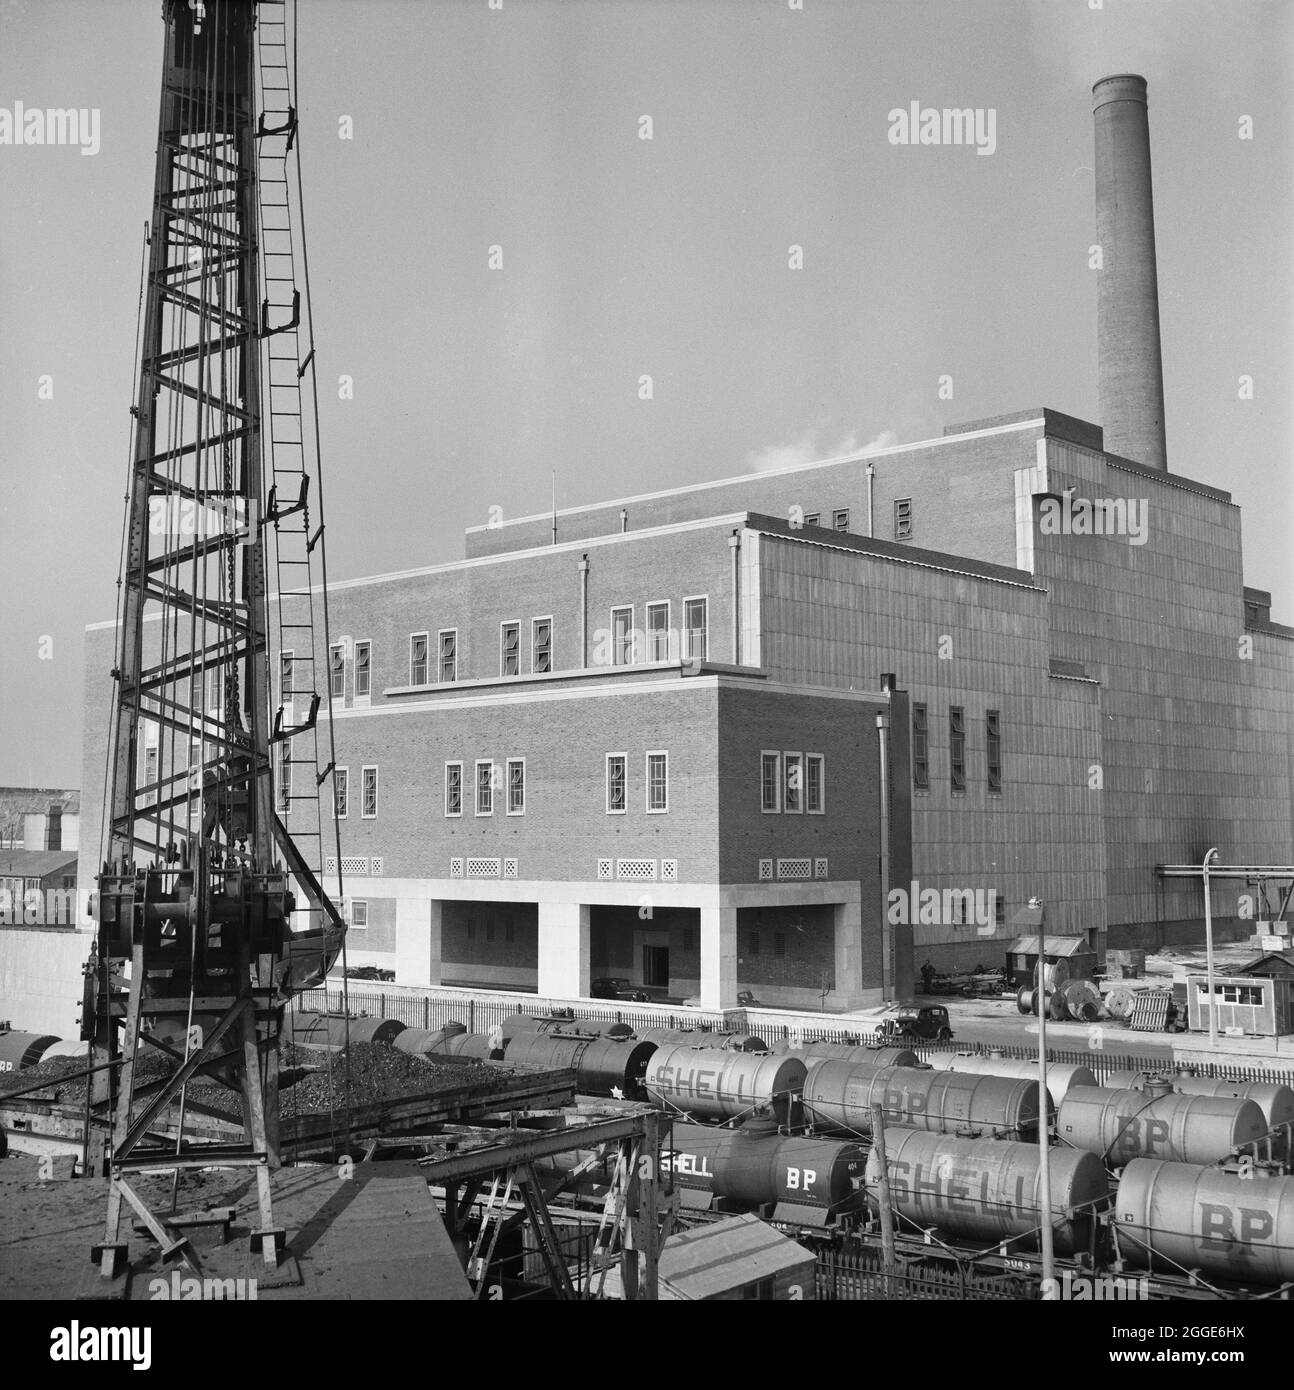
591,977,651,1002
876,1003,953,1043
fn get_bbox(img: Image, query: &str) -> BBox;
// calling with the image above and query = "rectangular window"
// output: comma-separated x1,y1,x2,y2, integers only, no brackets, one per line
350,899,368,929
748,930,760,956
410,633,428,686
986,710,1002,793
278,742,293,815
507,758,525,815
445,762,463,817
774,932,786,957
532,617,552,674
646,751,668,813
803,512,820,527
354,640,371,697
806,753,825,813
646,601,670,662
361,765,378,818
501,622,520,677
784,752,803,813
611,606,634,666
207,665,222,712
334,767,349,820
913,703,929,790
895,498,913,540
760,751,781,813
949,706,966,792
280,651,294,706
994,895,1005,928
475,760,494,816
683,597,707,661
606,753,627,814
329,643,345,699
833,508,850,532
439,629,457,682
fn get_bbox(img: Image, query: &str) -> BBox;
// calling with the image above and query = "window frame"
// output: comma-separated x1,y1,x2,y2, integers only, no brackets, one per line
334,765,349,820
475,759,494,817
438,628,458,683
784,750,804,814
760,750,782,814
329,642,345,700
532,615,553,674
279,649,294,709
276,738,292,816
606,752,627,815
350,898,368,930
832,508,850,532
610,605,634,666
409,631,429,687
986,709,1002,794
912,702,929,791
444,760,463,818
895,497,913,540
500,620,521,677
645,600,671,662
645,750,669,814
806,752,825,814
361,764,379,819
949,706,966,793
506,757,526,816
682,595,708,662
353,638,372,700
803,512,820,527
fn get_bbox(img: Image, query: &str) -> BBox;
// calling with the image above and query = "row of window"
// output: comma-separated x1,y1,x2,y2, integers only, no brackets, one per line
291,763,379,819
797,500,913,540
444,759,528,817
760,751,826,814
610,598,707,665
912,705,1002,794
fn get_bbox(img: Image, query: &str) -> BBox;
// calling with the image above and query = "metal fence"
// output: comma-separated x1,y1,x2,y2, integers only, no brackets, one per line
292,984,1294,1090
815,1243,1027,1301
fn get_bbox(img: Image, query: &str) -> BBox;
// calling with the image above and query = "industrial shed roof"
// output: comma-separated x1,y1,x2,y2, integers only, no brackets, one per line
611,1213,813,1301
0,849,78,879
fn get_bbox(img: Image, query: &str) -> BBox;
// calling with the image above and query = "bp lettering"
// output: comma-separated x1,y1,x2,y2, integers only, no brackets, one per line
786,1167,817,1192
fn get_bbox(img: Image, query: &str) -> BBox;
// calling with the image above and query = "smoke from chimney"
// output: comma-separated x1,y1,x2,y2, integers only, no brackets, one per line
1093,74,1167,472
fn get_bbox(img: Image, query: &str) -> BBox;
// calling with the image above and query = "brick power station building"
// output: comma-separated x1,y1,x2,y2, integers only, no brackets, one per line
76,76,1294,1014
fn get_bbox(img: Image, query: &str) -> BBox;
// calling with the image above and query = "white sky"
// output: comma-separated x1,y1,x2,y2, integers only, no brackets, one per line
1,0,1290,786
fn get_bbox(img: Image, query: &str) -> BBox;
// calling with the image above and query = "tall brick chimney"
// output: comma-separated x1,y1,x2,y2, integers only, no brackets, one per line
1093,74,1167,471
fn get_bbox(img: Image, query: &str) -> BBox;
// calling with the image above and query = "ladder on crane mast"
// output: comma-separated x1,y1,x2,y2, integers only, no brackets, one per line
85,0,347,1284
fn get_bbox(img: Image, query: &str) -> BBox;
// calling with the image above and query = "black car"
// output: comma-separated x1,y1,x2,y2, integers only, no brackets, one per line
591,976,651,1002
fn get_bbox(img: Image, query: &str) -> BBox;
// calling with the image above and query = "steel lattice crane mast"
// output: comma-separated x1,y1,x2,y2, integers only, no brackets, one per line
86,0,346,1280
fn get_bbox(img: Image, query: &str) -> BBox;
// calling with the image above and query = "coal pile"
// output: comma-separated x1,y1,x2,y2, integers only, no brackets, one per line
279,1042,485,1114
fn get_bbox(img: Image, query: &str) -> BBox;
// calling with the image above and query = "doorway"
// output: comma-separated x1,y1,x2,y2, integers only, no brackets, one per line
642,944,670,988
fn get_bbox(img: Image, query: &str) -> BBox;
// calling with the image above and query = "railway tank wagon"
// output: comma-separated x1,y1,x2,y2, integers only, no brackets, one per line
393,1024,467,1055
286,1013,406,1049
1116,1159,1294,1287
866,1129,1109,1255
924,1053,1096,1104
502,1031,657,1100
645,1045,806,1124
772,1040,921,1069
802,1060,1045,1139
431,1032,505,1061
663,1120,867,1223
1057,1086,1269,1166
637,1028,766,1051
500,1015,633,1041
1103,1073,1294,1161
0,1033,61,1072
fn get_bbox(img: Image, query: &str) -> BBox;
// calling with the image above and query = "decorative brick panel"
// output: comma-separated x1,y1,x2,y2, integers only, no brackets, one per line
616,858,657,882
660,858,678,882
467,857,501,879
503,858,518,879
758,858,773,881
449,856,464,879
370,856,384,876
597,858,613,881
341,855,369,875
777,857,812,881
814,857,828,879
